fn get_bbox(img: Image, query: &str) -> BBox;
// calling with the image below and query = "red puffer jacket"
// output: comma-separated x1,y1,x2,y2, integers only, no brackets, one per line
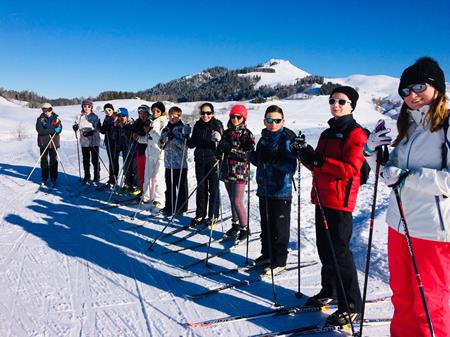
308,115,368,212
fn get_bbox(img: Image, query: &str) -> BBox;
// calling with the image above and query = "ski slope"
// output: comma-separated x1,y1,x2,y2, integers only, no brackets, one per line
0,89,397,336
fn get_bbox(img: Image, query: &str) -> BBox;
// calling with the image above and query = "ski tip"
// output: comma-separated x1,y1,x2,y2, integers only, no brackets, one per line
185,322,208,328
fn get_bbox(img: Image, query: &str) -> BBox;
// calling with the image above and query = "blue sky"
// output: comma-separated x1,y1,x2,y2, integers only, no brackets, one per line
1,0,449,98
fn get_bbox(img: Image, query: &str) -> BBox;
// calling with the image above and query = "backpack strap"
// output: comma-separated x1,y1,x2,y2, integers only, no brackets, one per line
442,115,449,169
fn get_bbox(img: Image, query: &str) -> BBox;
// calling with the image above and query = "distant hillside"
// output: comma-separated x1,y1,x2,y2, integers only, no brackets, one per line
97,59,325,103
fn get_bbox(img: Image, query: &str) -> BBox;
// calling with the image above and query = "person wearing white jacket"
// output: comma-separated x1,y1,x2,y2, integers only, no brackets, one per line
142,102,168,210
364,57,449,337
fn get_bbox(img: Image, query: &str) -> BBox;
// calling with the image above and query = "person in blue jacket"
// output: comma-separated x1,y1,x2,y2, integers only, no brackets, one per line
250,105,297,275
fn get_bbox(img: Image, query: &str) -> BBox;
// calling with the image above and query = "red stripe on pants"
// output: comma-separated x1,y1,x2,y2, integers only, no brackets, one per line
136,152,146,191
388,227,450,337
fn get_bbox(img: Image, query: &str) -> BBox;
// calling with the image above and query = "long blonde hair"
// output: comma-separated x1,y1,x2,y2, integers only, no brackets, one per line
392,92,448,146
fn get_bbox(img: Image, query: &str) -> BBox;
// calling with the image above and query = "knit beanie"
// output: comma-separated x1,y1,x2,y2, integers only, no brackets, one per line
103,103,114,111
330,86,359,111
151,101,166,113
398,57,446,96
117,107,129,117
229,104,248,121
81,99,94,108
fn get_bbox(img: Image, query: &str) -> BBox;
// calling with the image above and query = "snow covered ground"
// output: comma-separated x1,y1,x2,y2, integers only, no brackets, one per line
0,89,397,336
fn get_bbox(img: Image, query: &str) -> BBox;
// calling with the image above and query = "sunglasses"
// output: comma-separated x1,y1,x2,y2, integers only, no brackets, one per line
200,111,213,115
264,118,283,124
329,98,351,106
152,108,161,113
400,83,427,98
230,115,243,120
83,105,92,108
42,108,52,112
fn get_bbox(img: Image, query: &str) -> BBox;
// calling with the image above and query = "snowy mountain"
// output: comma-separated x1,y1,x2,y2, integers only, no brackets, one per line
0,91,396,336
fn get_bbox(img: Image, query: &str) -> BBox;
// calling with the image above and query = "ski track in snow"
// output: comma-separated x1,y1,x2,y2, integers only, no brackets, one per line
0,98,395,336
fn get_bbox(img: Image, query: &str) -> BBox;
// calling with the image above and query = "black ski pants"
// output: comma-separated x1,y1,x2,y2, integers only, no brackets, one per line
164,168,188,214
82,146,99,181
258,197,291,267
315,206,362,313
40,147,58,183
105,137,117,183
114,143,138,188
194,161,220,220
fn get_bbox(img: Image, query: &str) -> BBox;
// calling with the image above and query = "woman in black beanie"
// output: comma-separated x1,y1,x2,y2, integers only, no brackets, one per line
364,57,449,337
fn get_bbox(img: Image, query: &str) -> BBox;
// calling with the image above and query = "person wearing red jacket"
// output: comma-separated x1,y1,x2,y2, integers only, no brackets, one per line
293,86,367,326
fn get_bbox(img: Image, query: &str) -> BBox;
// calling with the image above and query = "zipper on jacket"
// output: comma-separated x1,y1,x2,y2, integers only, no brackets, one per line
343,178,352,208
435,196,446,231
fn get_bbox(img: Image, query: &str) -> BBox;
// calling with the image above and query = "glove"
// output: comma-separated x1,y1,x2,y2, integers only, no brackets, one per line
182,124,192,137
380,165,410,187
41,121,48,128
365,120,392,153
211,130,221,143
96,121,102,129
298,145,324,167
72,123,79,132
83,130,94,137
290,131,307,154
54,127,61,134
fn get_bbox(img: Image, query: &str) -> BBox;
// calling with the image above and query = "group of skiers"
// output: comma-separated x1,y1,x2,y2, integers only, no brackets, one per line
35,56,449,336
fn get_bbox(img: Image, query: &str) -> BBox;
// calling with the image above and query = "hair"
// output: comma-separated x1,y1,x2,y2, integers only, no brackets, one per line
168,106,182,115
264,105,284,118
392,91,449,146
199,102,214,113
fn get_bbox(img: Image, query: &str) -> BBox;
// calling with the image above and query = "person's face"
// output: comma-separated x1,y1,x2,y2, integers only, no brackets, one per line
83,105,92,114
264,112,284,132
169,113,181,124
200,107,213,122
152,108,162,119
402,83,436,110
139,111,148,121
104,107,114,117
42,107,52,115
230,114,244,127
329,93,353,118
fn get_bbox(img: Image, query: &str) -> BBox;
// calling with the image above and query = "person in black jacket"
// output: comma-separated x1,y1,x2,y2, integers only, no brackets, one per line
186,102,224,227
99,103,117,186
35,102,62,187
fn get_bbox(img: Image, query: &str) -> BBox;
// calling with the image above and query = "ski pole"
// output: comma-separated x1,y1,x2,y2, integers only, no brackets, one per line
295,158,303,299
262,162,280,307
50,137,70,185
107,138,136,202
359,146,387,336
92,145,110,177
245,162,251,264
147,159,220,251
74,119,82,180
25,133,57,184
313,180,356,336
205,151,223,267
393,185,435,337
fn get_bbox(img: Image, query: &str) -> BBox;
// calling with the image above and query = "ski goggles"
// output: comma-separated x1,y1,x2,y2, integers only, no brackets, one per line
42,107,52,112
200,111,213,115
230,115,243,120
104,108,114,114
264,118,283,124
329,98,352,106
400,83,427,98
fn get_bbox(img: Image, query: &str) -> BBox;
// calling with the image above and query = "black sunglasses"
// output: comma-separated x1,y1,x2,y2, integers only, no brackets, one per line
230,115,243,120
400,83,427,98
329,98,351,106
265,118,283,124
200,111,213,115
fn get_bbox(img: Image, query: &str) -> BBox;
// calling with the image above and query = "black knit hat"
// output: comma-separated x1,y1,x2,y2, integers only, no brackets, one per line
398,57,446,96
330,86,359,111
103,103,114,111
151,101,166,113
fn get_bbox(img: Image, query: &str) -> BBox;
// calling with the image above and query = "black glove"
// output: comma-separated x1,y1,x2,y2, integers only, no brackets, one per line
72,123,79,132
298,145,324,167
96,121,102,129
290,131,307,154
83,130,94,137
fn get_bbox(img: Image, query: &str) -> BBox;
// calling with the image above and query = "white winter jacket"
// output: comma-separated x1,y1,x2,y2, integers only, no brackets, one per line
146,115,168,160
366,109,450,242
77,112,101,147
